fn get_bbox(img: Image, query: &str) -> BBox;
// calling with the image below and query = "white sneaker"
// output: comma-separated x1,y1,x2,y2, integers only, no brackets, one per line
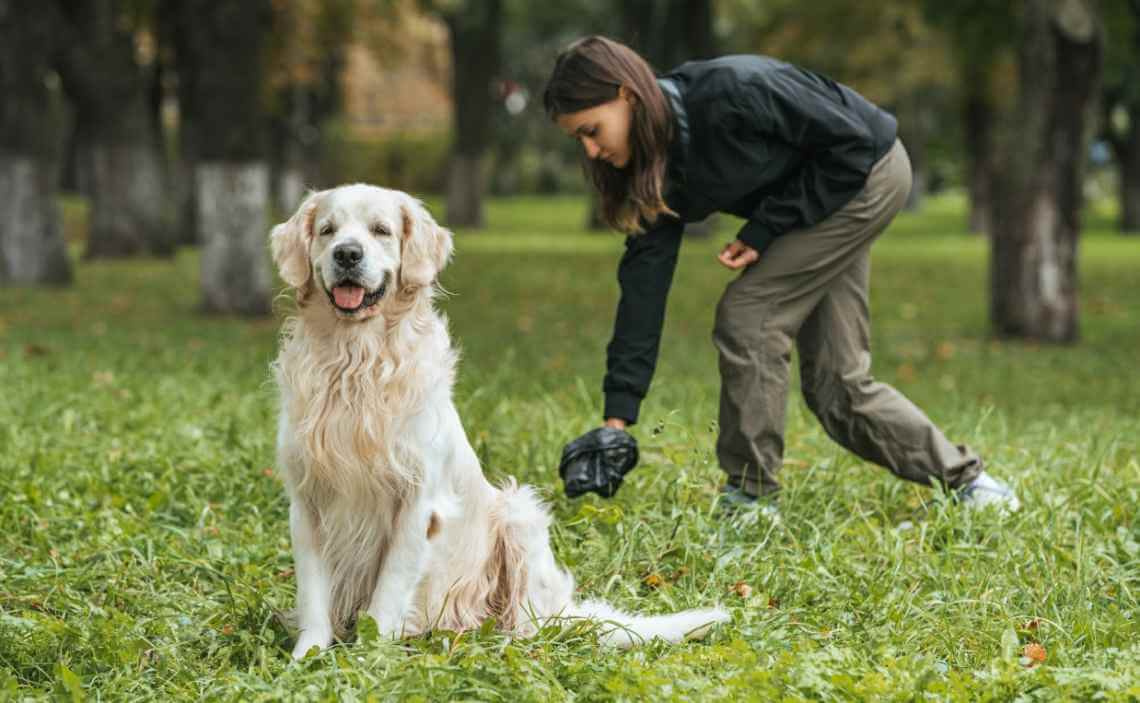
958,472,1021,513
717,486,782,524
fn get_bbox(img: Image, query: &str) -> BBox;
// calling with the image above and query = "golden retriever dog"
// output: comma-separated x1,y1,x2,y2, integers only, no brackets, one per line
270,184,728,659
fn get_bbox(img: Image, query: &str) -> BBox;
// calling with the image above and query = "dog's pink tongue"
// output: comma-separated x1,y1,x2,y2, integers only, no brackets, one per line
333,285,365,309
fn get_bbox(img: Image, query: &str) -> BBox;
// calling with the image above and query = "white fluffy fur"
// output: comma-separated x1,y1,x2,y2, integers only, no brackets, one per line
269,184,728,659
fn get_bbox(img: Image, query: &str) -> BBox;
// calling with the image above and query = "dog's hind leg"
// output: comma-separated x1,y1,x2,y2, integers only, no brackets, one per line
365,503,434,638
291,501,335,659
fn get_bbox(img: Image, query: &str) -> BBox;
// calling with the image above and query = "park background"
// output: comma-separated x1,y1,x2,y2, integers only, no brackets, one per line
1,0,1138,700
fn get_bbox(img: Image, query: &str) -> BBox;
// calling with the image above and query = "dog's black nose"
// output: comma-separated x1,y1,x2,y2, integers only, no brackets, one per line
333,242,363,268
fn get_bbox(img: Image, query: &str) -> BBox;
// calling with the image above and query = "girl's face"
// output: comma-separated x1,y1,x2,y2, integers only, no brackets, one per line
556,93,635,169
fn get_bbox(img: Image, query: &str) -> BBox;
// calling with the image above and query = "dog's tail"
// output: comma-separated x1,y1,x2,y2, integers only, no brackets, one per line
493,480,730,647
564,599,730,648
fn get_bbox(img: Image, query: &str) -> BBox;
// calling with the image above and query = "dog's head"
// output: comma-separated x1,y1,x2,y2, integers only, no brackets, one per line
270,184,453,321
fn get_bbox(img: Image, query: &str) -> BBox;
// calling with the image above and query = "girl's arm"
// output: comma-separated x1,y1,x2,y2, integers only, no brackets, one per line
602,217,684,425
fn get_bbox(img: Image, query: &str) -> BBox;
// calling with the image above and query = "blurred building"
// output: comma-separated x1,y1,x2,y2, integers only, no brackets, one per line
341,13,451,137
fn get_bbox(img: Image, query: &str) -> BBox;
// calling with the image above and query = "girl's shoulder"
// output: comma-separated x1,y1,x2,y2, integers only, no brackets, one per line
667,55,790,103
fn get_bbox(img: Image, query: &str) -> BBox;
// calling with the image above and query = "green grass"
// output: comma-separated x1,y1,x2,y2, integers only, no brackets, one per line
1,194,1138,701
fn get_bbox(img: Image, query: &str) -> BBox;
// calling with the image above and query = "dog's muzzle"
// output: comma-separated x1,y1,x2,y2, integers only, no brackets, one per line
327,273,388,314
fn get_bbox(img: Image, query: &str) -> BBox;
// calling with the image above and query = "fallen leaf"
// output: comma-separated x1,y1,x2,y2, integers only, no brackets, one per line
731,581,752,598
262,467,275,477
1021,618,1041,632
897,363,917,383
643,573,665,589
24,343,49,357
221,624,235,636
767,596,780,609
934,341,955,361
1022,642,1047,666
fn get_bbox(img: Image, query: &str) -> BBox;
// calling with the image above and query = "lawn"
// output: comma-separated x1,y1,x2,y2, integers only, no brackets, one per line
1,193,1138,701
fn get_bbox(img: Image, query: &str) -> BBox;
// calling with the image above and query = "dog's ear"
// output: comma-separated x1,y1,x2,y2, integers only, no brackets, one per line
399,195,454,290
270,190,326,290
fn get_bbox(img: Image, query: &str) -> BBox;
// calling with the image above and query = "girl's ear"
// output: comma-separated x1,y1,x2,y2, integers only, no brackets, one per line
270,190,327,290
619,85,637,105
399,195,454,291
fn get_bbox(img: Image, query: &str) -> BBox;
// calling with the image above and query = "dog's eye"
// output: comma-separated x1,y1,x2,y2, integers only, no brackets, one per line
370,223,390,237
319,223,335,237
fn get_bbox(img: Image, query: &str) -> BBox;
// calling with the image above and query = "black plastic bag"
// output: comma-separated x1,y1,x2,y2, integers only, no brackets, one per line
558,427,639,498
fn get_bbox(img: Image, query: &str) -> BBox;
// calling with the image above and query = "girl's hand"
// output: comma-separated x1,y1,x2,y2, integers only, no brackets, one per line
718,240,759,270
604,417,628,430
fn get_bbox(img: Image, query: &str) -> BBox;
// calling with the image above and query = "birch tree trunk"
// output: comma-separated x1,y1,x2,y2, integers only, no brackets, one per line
0,0,72,286
197,163,271,315
172,0,274,315
55,0,173,259
990,0,1102,342
0,158,71,285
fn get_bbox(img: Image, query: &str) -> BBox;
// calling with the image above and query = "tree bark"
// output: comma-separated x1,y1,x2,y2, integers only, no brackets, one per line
172,0,274,315
964,91,996,235
197,163,272,315
444,0,502,228
1114,120,1140,233
0,158,72,285
990,0,1102,342
0,1,72,286
55,0,173,258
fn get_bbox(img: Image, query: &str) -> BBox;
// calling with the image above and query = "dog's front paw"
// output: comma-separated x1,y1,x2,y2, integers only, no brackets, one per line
292,628,333,660
366,608,410,639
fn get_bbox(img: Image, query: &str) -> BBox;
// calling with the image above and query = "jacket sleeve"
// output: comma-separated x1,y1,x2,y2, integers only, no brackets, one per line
734,70,881,254
602,216,684,425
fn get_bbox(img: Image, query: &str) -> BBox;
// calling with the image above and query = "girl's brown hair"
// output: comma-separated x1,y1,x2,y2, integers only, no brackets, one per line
542,36,675,234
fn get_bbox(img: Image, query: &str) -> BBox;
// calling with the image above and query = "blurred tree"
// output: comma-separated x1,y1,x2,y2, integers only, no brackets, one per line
54,0,175,258
922,1,1018,235
0,1,73,285
1101,0,1140,232
621,0,716,68
170,0,275,315
990,0,1102,342
719,0,956,212
430,0,503,228
266,0,354,213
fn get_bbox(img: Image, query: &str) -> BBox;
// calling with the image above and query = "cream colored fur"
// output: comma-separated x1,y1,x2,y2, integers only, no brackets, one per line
269,184,728,659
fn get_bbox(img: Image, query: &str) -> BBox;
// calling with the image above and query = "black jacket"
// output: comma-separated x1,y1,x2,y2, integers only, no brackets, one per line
603,55,898,424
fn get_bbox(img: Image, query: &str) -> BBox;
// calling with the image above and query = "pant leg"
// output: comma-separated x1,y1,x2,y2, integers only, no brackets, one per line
796,250,984,489
713,139,921,496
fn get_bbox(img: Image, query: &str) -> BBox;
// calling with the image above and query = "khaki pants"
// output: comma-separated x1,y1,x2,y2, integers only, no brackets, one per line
713,140,983,497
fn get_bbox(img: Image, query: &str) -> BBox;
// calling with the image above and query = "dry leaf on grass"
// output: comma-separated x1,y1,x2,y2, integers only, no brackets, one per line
1022,642,1047,667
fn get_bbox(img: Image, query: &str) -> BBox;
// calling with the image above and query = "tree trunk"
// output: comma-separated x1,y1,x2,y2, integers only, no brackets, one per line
444,0,502,228
682,0,715,60
0,1,72,286
172,0,274,314
899,96,934,212
446,154,486,228
55,0,173,259
990,0,1102,342
0,157,71,285
197,162,271,316
1116,121,1140,233
82,139,170,257
964,91,996,235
